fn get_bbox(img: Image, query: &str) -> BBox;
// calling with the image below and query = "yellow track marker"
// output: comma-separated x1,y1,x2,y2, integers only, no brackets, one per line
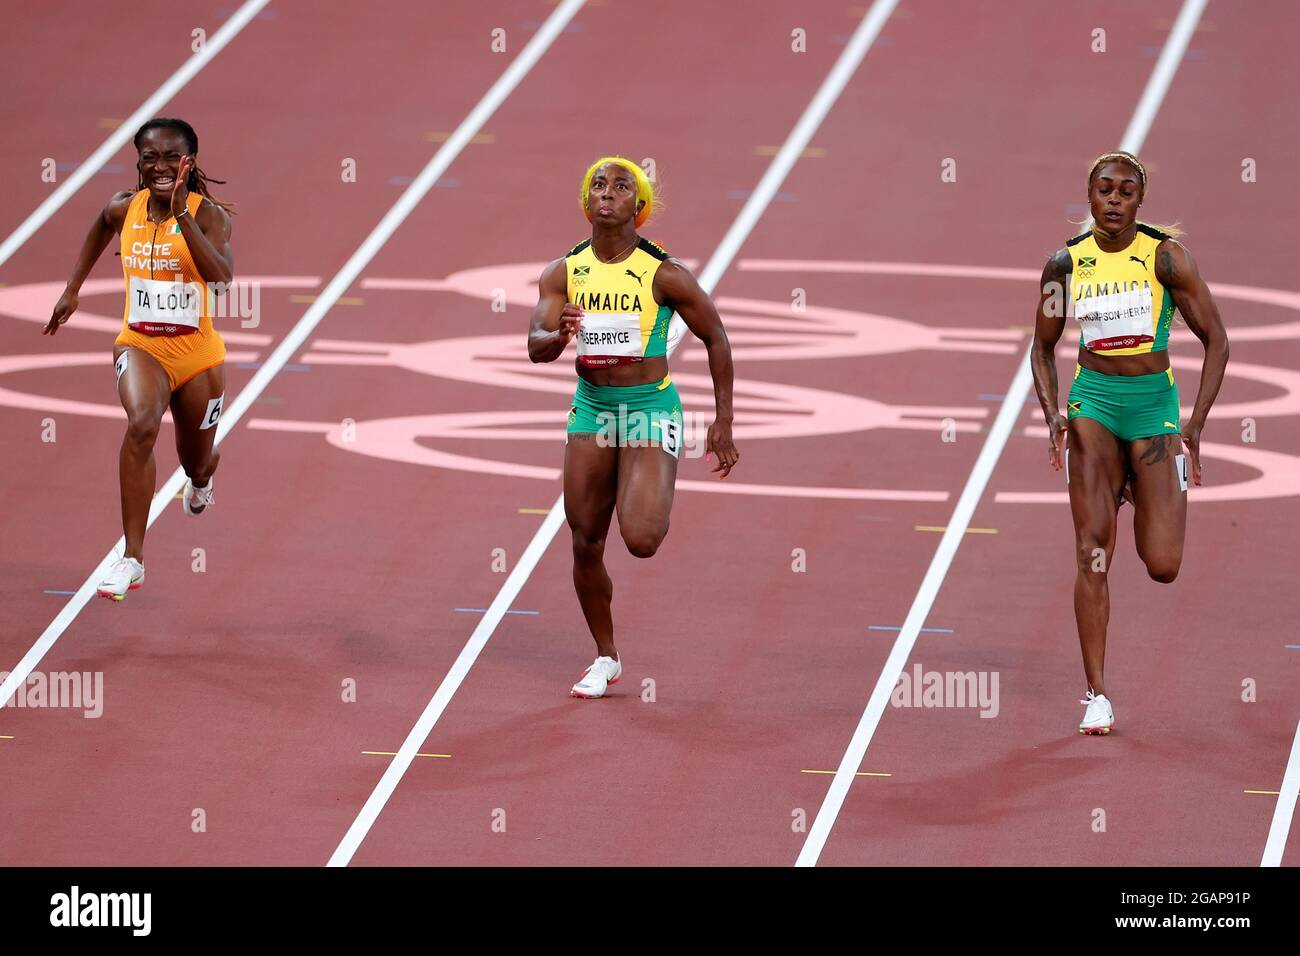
425,131,496,145
98,118,124,129
915,525,998,534
363,751,450,759
1,735,14,740
1007,325,1035,334
518,508,551,515
1155,17,1214,30
1244,789,1281,795
290,294,363,306
849,4,907,16
755,145,826,159
801,769,891,777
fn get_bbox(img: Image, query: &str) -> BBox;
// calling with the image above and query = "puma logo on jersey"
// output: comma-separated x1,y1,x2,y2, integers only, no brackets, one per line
1129,254,1150,269
625,269,646,286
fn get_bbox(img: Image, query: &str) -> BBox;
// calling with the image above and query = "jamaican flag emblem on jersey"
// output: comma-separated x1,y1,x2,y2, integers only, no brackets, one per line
1077,256,1096,279
574,264,590,278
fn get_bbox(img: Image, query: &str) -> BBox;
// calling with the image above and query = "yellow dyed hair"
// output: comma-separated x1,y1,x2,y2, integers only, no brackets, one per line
580,156,654,228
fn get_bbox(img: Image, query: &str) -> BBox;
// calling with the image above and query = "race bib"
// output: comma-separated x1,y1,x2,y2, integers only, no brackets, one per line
201,393,224,431
1176,453,1188,491
577,312,642,368
128,276,203,335
656,417,681,459
1076,285,1154,352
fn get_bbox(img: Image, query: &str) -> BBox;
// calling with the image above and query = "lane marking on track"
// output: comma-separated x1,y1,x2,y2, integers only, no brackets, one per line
802,770,891,777
289,295,364,306
425,131,495,144
327,0,901,869
795,0,1209,868
453,608,539,616
363,752,450,759
914,525,998,534
518,508,551,515
754,145,827,158
868,626,952,634
1,736,14,740
1246,790,1281,795
1262,716,1300,866
4,0,589,723
0,0,270,269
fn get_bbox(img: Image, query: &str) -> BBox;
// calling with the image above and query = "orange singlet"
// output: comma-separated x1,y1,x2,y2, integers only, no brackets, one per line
114,189,226,391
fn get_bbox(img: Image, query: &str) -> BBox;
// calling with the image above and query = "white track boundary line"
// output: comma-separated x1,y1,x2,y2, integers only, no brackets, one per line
326,0,900,868
1262,717,1300,866
793,0,1208,867
0,0,588,717
0,0,271,269
666,0,898,353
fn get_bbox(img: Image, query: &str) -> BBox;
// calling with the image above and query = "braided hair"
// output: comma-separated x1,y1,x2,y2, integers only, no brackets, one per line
133,117,233,213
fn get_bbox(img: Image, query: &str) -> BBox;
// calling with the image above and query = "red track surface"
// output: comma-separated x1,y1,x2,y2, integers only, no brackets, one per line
1,0,1297,866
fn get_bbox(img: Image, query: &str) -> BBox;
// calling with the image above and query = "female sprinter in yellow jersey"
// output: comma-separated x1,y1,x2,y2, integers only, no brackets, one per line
1031,151,1229,733
44,118,234,601
528,157,738,698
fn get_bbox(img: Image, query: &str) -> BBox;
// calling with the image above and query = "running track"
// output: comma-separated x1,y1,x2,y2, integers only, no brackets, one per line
1,0,1297,866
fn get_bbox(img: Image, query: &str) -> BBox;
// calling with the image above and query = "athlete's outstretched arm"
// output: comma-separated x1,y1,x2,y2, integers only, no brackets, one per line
654,259,738,478
44,191,134,336
1030,247,1073,471
527,258,581,363
1156,240,1229,486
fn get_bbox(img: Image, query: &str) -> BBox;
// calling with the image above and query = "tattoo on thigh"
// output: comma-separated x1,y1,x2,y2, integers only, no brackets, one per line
1140,434,1170,466
568,432,598,442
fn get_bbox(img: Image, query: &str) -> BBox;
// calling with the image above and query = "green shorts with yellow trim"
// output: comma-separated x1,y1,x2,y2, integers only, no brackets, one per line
567,375,684,457
1066,364,1181,442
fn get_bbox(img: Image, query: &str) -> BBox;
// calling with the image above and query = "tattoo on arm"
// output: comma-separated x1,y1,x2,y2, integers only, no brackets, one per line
1046,248,1072,283
1157,248,1177,285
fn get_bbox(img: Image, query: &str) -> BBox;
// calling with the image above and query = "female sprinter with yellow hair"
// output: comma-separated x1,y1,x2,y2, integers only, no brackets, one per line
44,118,234,601
1031,151,1229,733
528,157,738,698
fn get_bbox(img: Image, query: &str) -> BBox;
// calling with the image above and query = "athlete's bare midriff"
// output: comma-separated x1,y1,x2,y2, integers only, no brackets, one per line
575,354,669,387
1077,346,1171,377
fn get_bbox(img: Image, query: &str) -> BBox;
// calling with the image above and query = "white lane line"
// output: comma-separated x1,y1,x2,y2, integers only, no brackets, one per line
793,0,1208,868
666,0,898,356
325,0,901,868
0,0,589,716
1261,717,1300,866
0,0,271,270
